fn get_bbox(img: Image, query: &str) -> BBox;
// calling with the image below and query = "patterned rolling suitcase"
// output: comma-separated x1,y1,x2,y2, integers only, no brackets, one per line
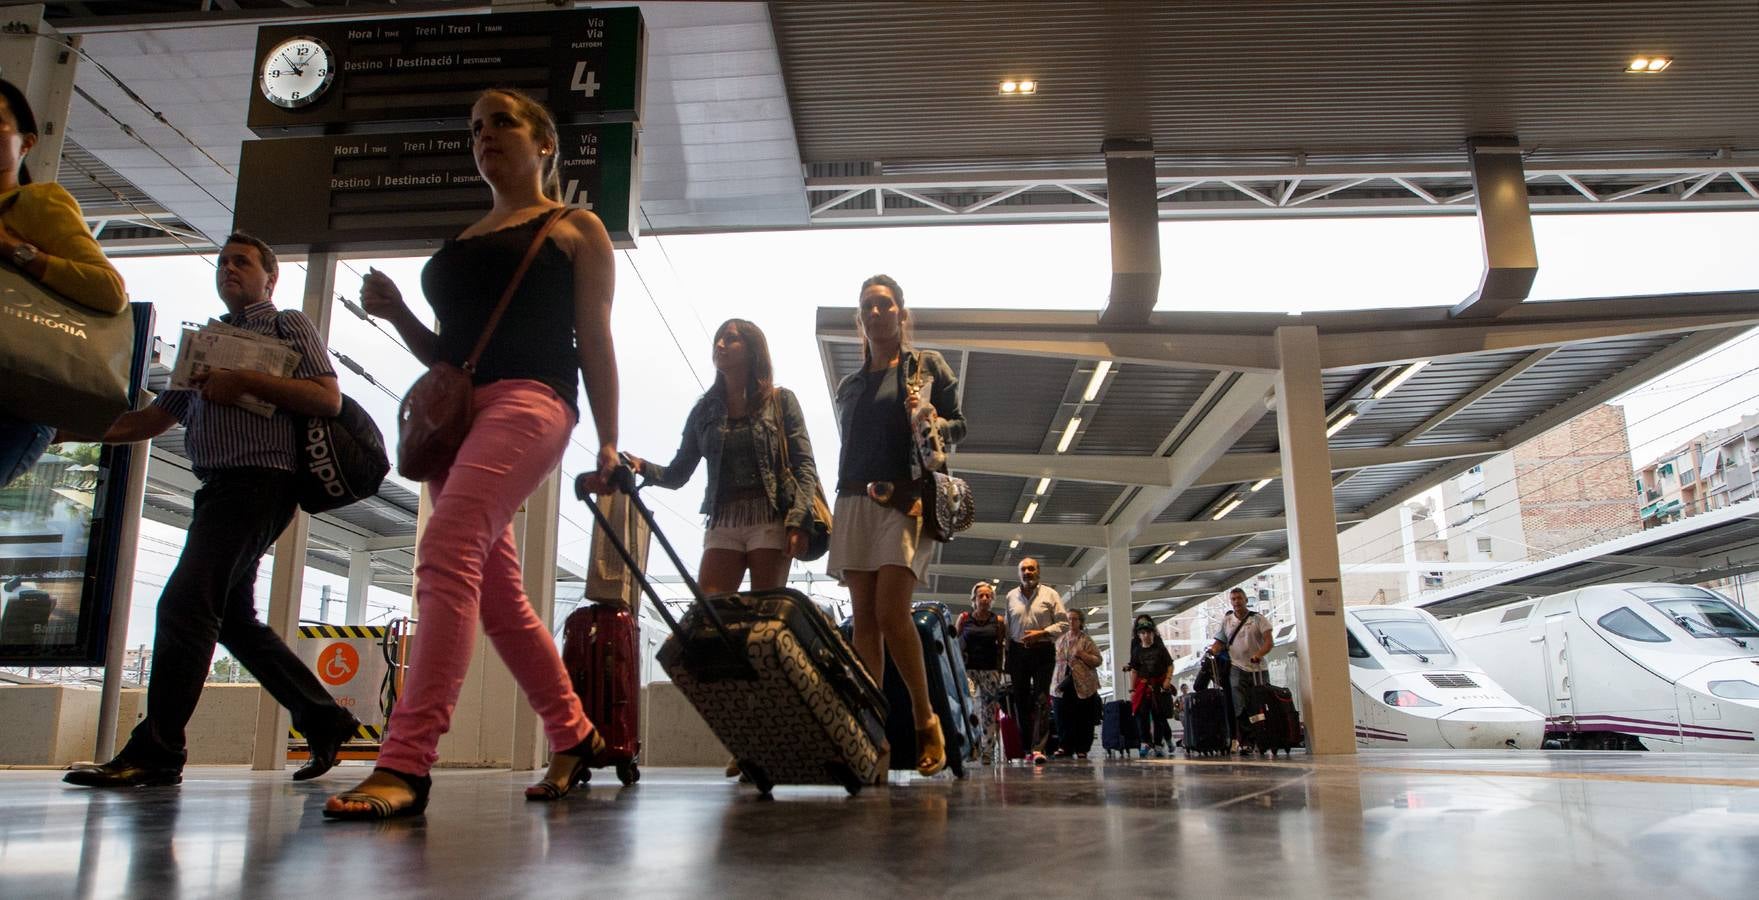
560,602,642,785
579,467,887,796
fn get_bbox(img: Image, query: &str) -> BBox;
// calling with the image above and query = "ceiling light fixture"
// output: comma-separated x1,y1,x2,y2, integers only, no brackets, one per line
1373,360,1429,399
1023,500,1040,523
1178,540,1190,546
1249,478,1272,492
1153,547,1176,564
1082,360,1112,402
1325,410,1359,438
1057,417,1082,453
1211,495,1243,520
1036,477,1052,495
1009,539,1020,549
999,80,1018,93
1018,80,1038,93
1627,56,1671,73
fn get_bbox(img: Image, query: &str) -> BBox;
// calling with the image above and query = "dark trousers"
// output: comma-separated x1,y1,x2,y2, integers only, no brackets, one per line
1007,641,1056,754
120,470,348,768
1055,691,1101,754
1135,694,1172,748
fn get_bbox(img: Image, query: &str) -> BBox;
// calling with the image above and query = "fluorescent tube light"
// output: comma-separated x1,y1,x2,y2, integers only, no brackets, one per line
1023,500,1039,523
1373,360,1428,399
1057,417,1082,453
1082,360,1112,402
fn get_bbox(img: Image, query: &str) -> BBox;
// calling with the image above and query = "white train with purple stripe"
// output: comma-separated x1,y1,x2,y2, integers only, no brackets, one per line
1442,583,1759,752
1175,607,1544,750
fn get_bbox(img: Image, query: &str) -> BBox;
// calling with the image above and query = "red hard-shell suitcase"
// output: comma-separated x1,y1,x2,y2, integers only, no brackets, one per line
561,601,642,785
998,699,1024,760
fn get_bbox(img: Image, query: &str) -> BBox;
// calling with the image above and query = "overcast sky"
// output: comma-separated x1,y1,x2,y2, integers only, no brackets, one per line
102,209,1759,645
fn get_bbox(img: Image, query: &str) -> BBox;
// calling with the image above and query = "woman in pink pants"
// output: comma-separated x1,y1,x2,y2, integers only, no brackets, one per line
326,88,619,819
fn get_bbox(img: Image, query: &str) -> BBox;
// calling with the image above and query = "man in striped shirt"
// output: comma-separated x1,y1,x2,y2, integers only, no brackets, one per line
64,232,359,789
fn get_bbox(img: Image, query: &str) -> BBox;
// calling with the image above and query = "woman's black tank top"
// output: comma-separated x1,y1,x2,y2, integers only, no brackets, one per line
422,213,579,415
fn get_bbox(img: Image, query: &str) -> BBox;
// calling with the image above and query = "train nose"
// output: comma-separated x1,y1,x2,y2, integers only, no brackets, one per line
1439,708,1547,750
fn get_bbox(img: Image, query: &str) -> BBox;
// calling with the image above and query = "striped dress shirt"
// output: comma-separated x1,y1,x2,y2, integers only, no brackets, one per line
153,300,334,478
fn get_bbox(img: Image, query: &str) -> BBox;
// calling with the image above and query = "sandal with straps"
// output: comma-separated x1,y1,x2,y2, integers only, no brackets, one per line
525,729,607,802
323,768,431,821
915,714,947,777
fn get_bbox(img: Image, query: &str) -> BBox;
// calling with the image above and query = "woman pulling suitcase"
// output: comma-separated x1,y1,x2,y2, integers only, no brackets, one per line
325,88,620,820
627,317,822,778
829,275,967,776
626,318,820,594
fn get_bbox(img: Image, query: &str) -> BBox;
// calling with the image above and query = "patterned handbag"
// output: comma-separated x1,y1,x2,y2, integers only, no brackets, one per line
904,352,975,542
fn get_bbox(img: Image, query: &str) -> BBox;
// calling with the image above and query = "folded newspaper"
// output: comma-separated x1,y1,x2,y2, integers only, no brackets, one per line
168,319,301,417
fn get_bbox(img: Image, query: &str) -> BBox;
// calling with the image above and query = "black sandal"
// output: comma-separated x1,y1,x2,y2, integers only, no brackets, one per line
525,729,607,802
323,768,431,821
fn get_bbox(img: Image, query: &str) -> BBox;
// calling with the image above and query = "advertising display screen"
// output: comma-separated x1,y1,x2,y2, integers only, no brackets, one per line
0,304,152,665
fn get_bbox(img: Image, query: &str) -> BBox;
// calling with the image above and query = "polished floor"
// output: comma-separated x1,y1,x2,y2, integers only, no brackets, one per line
3,750,1757,899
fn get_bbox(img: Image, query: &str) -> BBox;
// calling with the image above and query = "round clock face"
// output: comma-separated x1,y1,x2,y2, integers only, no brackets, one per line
259,36,335,109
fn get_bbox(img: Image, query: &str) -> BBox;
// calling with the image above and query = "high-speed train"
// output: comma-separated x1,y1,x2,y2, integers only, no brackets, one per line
1174,606,1544,750
1444,583,1759,752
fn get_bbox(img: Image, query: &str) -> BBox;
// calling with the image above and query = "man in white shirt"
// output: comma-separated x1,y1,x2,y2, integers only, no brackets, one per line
1209,587,1274,751
1004,557,1067,764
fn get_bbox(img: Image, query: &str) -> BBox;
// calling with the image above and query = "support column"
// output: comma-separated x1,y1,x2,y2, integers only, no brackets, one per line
1273,326,1354,756
95,407,152,762
1104,532,1134,692
1098,138,1160,326
344,551,371,625
1450,136,1538,319
252,252,336,770
513,468,561,771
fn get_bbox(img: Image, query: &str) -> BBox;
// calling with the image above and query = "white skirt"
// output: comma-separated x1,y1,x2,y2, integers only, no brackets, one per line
827,494,933,584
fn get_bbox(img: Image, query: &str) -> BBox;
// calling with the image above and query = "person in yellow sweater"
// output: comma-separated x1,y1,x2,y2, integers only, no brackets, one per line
0,77,128,486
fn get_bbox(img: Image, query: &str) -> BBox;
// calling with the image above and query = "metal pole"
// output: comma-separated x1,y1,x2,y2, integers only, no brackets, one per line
94,407,153,760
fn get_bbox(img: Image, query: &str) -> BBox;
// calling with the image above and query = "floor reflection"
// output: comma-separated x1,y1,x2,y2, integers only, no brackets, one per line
4,752,1759,899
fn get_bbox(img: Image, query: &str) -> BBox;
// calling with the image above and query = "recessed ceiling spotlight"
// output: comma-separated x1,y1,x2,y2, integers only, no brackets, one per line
1018,80,1038,94
1627,56,1671,73
999,80,1018,93
999,78,1038,95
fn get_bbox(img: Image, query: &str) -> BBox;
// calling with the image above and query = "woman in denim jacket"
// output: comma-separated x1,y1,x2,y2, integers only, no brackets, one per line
628,318,820,594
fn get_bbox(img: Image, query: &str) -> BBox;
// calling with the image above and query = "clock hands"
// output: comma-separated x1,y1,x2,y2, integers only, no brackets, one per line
279,51,306,77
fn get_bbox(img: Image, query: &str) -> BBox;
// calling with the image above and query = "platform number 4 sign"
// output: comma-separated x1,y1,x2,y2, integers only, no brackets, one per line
564,180,594,211
571,62,601,98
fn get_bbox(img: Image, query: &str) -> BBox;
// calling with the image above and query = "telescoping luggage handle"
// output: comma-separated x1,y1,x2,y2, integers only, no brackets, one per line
575,463,745,663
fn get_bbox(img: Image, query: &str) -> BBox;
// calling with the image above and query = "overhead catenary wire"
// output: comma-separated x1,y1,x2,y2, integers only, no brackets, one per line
1340,352,1759,578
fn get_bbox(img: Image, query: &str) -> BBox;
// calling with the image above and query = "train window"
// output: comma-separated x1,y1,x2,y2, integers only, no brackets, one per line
1347,630,1371,658
1596,607,1668,643
1364,620,1451,656
1709,680,1759,700
1648,597,1759,639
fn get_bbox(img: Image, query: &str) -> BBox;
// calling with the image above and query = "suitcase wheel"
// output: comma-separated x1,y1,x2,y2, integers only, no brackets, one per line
739,761,774,796
616,762,640,786
577,768,592,785
825,761,864,796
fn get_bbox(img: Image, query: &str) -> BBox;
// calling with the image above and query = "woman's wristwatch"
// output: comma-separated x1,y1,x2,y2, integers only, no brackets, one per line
11,242,38,267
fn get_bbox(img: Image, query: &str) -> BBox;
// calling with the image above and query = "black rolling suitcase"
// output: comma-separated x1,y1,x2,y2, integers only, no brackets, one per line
843,603,976,778
1243,673,1302,757
579,467,887,796
1101,700,1137,758
1182,656,1232,757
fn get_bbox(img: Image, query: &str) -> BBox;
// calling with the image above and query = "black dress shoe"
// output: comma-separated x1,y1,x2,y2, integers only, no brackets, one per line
63,758,182,788
294,712,362,782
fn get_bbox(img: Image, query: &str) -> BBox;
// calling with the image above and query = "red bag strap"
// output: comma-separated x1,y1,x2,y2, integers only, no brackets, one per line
463,206,571,374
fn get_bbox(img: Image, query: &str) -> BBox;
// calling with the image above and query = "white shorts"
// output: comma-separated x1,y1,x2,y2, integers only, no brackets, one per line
827,494,933,584
703,519,787,553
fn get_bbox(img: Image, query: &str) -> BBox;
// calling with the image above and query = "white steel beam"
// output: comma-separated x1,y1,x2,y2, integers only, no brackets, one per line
952,440,1505,488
